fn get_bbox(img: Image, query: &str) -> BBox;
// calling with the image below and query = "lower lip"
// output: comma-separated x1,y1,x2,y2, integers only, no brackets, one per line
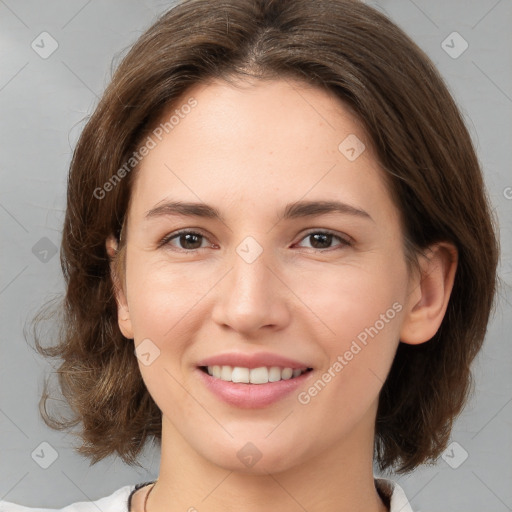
195,368,313,409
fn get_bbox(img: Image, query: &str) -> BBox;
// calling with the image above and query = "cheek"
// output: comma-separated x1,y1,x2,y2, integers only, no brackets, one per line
125,254,206,339
126,261,197,415
290,259,405,410
291,258,405,347
294,291,402,441
126,245,407,356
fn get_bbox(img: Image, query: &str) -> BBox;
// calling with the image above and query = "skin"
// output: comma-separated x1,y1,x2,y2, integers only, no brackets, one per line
106,77,457,512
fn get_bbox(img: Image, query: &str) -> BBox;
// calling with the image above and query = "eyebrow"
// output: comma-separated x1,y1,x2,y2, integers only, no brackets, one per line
144,199,374,223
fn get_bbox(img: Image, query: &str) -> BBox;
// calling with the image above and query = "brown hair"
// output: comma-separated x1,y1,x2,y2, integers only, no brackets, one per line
32,0,500,473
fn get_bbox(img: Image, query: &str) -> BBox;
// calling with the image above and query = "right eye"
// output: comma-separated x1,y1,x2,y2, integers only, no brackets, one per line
159,230,214,252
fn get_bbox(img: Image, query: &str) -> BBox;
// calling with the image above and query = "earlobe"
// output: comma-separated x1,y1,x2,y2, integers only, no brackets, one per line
400,242,458,345
105,233,118,260
105,234,134,339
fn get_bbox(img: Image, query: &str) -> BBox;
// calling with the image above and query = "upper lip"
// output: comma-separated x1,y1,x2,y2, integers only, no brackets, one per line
196,352,312,370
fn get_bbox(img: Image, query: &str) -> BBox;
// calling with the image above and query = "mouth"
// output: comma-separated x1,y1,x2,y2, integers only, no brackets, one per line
198,365,314,384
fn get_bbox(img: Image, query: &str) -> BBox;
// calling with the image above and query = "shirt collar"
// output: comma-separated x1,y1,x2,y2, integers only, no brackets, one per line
128,478,414,512
375,478,414,512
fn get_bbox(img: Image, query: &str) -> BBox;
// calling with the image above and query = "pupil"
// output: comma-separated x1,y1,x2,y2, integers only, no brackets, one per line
181,233,202,249
311,233,331,249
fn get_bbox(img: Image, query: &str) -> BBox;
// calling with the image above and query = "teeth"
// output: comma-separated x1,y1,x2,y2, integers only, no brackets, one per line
205,365,309,384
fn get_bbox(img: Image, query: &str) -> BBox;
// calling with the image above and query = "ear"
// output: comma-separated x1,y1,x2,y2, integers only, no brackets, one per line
400,242,458,345
106,234,134,340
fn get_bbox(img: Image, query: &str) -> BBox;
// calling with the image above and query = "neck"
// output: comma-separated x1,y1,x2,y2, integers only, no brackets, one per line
148,407,388,512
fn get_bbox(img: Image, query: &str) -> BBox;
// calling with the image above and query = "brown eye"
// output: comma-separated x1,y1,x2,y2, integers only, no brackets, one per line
160,229,351,253
161,230,210,251
296,230,351,251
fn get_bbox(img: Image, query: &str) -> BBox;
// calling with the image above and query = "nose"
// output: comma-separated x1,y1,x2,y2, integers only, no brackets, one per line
211,243,291,336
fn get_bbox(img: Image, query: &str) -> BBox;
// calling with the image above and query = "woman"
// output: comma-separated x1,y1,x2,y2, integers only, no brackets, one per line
1,0,499,511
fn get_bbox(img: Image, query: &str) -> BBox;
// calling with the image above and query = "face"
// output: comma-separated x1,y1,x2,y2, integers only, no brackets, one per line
110,78,420,474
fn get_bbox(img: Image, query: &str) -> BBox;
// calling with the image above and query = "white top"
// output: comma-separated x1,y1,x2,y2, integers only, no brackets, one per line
0,478,414,511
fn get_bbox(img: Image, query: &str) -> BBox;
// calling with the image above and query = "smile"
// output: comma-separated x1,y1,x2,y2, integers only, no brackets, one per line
196,365,315,408
199,365,313,384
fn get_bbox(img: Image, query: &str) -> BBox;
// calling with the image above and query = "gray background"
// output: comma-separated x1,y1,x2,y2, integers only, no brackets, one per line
1,0,511,510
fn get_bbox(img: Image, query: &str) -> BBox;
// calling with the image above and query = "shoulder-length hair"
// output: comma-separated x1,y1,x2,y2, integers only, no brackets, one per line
32,0,499,473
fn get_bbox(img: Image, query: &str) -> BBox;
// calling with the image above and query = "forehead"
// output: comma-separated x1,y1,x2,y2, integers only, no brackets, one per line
127,77,395,226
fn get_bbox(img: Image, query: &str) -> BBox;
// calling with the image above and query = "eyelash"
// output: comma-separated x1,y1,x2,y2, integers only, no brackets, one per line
158,228,352,253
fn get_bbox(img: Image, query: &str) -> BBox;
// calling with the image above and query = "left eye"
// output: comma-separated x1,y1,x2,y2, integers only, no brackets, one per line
160,230,351,252
295,231,351,250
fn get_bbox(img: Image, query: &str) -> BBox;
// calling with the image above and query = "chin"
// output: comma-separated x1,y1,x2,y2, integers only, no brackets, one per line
195,434,305,475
